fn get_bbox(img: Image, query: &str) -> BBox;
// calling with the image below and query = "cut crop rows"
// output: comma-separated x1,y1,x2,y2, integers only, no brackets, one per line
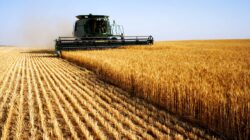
0,47,220,139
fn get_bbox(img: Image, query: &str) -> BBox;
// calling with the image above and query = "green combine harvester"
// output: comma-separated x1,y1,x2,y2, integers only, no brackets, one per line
55,14,153,55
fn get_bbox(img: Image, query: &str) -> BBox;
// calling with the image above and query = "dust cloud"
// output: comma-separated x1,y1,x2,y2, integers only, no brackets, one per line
18,15,73,49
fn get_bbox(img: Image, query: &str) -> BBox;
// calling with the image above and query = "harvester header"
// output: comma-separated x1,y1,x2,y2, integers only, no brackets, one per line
55,14,153,55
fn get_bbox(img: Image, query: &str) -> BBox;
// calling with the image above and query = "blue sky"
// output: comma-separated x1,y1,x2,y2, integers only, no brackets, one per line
0,0,250,46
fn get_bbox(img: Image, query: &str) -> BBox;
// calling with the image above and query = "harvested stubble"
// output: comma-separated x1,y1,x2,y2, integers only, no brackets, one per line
0,47,219,139
62,39,250,140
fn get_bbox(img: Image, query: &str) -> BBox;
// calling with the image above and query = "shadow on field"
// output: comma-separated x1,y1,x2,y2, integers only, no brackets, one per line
21,49,55,54
21,49,57,58
26,54,57,58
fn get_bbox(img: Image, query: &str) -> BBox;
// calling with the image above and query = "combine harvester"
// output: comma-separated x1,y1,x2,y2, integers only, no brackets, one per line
55,14,153,55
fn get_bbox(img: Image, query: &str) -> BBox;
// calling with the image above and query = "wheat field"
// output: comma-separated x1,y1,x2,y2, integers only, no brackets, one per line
62,39,250,140
0,47,221,139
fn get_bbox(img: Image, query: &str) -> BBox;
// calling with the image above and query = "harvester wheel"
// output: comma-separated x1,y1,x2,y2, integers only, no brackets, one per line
55,50,62,57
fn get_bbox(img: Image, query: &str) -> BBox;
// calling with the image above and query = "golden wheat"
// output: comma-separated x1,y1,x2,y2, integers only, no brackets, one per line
0,47,220,139
62,39,250,139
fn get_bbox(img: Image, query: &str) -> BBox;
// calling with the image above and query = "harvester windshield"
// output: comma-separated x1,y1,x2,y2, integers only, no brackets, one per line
74,15,112,37
85,18,108,34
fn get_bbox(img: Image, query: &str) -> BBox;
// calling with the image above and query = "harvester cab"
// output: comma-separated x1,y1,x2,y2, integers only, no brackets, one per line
55,14,153,55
